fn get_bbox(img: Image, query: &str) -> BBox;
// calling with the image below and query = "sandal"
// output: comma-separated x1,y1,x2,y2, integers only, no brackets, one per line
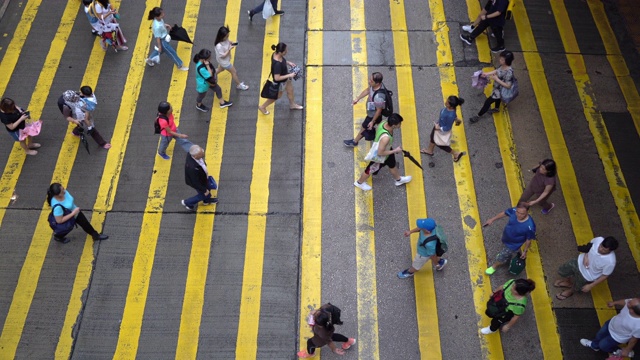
290,104,303,110
420,149,434,156
25,150,37,156
28,143,41,149
553,280,571,288
258,106,270,115
555,291,573,300
102,143,112,149
454,152,466,162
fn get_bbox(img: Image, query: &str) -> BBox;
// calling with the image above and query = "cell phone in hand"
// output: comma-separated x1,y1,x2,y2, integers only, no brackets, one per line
231,42,238,46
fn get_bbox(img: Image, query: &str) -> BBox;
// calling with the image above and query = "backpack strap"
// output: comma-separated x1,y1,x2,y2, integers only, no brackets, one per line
420,234,439,247
197,63,217,85
156,114,169,132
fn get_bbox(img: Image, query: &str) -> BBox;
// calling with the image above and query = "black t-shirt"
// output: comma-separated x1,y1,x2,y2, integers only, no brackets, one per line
484,0,509,27
0,110,24,133
271,55,288,84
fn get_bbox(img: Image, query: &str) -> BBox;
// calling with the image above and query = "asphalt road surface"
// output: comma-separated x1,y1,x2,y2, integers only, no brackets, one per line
0,0,639,359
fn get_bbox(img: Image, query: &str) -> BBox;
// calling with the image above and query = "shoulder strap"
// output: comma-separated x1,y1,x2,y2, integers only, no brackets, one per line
420,234,439,246
51,203,68,213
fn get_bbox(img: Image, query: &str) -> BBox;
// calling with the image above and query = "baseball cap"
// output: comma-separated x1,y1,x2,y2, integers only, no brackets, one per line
416,218,436,231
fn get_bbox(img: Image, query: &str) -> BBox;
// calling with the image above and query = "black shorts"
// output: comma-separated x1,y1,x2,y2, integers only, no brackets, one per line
361,116,376,141
365,149,396,175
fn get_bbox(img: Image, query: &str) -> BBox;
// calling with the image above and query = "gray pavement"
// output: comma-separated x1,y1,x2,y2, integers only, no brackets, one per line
0,0,639,359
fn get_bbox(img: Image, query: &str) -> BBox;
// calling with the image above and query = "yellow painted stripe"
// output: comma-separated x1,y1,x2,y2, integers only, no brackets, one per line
175,0,234,357
0,1,80,356
113,1,196,357
511,1,617,322
234,14,280,360
488,78,563,358
585,0,640,270
298,0,323,355
464,0,492,64
587,0,640,136
428,0,503,359
349,1,380,359
388,1,440,358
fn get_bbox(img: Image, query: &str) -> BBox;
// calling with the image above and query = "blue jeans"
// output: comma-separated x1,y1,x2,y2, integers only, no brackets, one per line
590,320,620,353
148,40,183,67
158,130,193,156
184,190,214,208
251,0,278,14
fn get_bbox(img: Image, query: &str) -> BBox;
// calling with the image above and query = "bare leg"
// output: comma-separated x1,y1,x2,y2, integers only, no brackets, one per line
388,167,402,181
285,80,302,109
19,139,37,155
226,65,242,86
357,171,370,184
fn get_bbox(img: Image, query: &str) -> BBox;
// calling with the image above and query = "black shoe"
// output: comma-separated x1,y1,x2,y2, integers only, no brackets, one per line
275,10,284,15
54,236,70,244
460,34,473,45
203,197,219,204
491,46,506,53
93,234,109,241
469,115,481,123
248,10,254,21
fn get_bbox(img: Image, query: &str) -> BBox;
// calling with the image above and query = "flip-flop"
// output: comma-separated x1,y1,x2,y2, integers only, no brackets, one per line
454,152,466,162
553,280,571,288
290,105,304,110
555,291,573,300
420,149,434,156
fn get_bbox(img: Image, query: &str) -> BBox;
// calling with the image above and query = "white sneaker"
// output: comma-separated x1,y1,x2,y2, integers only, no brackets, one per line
145,58,155,67
580,339,597,351
354,181,372,191
613,349,635,357
151,55,160,64
394,176,412,186
236,82,249,90
462,24,475,33
178,66,189,71
480,326,495,335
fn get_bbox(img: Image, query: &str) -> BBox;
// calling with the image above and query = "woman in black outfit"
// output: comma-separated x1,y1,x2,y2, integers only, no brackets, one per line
247,0,284,21
258,43,303,115
297,304,356,358
0,98,41,155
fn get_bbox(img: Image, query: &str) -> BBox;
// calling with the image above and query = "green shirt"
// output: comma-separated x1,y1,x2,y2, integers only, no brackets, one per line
373,121,392,161
503,279,527,316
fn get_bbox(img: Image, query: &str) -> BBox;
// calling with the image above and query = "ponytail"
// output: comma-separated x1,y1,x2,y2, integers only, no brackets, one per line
47,183,63,206
447,95,465,108
271,42,287,54
193,48,212,64
148,7,162,20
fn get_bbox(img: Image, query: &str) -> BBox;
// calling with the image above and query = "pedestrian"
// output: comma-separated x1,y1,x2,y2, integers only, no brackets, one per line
343,72,388,148
519,159,557,214
182,145,218,211
144,7,189,71
156,101,193,160
420,95,466,162
82,0,102,36
47,183,108,243
297,303,356,358
354,113,411,191
460,0,509,53
0,97,41,155
554,236,618,300
482,202,536,275
468,50,514,124
247,0,284,21
214,26,249,91
193,49,233,112
258,43,303,115
58,90,111,150
481,278,536,334
580,297,639,358
397,218,448,279
89,0,128,51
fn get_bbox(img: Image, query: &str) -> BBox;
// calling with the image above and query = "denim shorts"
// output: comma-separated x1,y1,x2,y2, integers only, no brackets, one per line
8,130,19,141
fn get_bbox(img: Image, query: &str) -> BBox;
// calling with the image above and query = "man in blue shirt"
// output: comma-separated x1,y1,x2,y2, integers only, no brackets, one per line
398,218,447,279
483,202,536,275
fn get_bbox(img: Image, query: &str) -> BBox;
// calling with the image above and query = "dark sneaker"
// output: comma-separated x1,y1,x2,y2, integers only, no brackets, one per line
93,234,109,241
469,115,481,124
202,198,219,205
397,269,414,279
491,45,506,53
460,34,473,45
181,200,195,211
487,108,499,114
54,237,70,244
247,10,254,21
196,103,209,112
220,101,233,109
275,10,285,15
343,139,358,147
435,258,448,271
158,153,170,160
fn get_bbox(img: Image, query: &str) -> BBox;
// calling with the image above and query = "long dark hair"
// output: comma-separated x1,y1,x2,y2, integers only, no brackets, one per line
0,98,16,113
540,159,556,177
314,310,335,332
193,49,212,64
215,26,230,45
271,43,287,54
47,183,63,206
148,7,163,20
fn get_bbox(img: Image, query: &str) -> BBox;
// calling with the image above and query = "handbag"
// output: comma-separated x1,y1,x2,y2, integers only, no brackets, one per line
500,69,519,104
207,175,217,190
48,204,77,235
262,0,275,19
509,252,526,275
260,79,279,99
433,127,452,146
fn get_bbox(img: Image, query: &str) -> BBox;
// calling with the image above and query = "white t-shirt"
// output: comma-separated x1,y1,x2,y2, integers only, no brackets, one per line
215,40,232,68
608,299,640,343
578,237,616,281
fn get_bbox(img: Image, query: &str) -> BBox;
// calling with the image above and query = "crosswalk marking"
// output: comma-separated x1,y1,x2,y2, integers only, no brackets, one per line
175,0,230,357
349,1,381,358
113,1,195,357
428,0,504,359
586,0,640,272
234,11,281,359
511,1,617,324
0,0,81,356
298,0,323,356
388,0,442,358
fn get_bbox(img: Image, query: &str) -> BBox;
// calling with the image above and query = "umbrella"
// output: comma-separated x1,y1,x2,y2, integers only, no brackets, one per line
402,150,423,170
78,128,90,154
170,25,193,44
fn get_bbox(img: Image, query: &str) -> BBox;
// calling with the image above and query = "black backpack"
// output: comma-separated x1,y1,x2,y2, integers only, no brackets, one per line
154,114,168,134
373,83,393,117
485,280,525,318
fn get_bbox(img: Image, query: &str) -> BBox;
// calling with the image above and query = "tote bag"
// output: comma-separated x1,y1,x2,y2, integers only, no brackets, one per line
262,0,276,19
364,132,390,163
433,127,452,146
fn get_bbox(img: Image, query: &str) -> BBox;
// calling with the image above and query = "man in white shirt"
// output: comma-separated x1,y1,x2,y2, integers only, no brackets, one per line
554,236,618,300
581,298,640,357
